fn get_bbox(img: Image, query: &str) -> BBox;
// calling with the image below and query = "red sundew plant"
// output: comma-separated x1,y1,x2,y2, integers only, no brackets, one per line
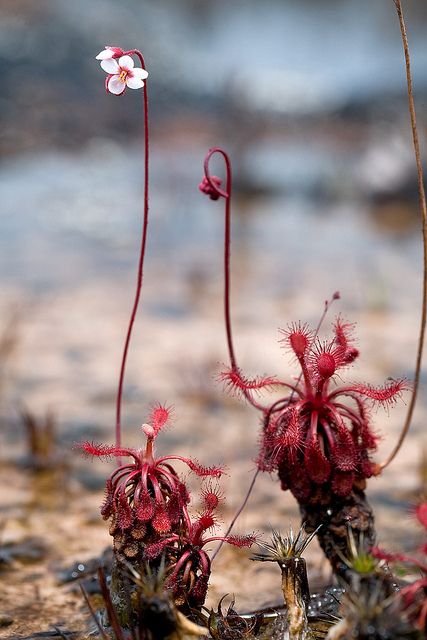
221,318,408,502
144,484,257,609
81,408,255,609
372,504,427,633
79,401,257,610
79,405,224,541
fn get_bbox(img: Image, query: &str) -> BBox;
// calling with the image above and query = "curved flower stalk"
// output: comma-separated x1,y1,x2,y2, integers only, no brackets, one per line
78,405,224,562
95,45,150,451
372,503,427,633
199,149,239,379
144,483,257,610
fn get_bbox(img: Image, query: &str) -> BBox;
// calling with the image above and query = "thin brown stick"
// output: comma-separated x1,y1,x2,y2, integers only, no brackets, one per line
211,468,260,562
380,0,427,470
80,584,110,640
98,567,125,640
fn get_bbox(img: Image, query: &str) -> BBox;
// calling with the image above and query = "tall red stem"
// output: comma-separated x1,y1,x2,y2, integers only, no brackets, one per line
115,50,150,451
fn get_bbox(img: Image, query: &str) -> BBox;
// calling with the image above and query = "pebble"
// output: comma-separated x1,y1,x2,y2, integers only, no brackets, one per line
0,614,14,627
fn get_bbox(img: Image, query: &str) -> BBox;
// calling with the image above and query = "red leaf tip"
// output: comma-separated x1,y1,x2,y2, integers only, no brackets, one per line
187,459,226,478
201,482,224,511
148,403,173,436
280,322,312,358
76,441,115,459
225,533,258,548
353,378,410,406
219,366,277,397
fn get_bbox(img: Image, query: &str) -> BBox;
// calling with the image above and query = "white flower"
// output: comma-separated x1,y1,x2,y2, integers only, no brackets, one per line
100,55,148,95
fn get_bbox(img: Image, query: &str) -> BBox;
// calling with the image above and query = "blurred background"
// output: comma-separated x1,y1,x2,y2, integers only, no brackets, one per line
1,0,427,631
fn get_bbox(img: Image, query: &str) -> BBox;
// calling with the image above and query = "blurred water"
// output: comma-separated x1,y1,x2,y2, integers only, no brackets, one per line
0,141,421,317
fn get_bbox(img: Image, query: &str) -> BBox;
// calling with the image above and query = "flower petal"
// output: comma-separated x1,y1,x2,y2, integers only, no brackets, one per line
101,58,119,74
108,75,126,95
96,48,114,60
131,68,149,80
126,76,145,90
118,55,134,71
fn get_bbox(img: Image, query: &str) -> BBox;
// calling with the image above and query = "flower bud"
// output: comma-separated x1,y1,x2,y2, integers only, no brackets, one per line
199,175,222,200
95,46,125,60
142,423,155,438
